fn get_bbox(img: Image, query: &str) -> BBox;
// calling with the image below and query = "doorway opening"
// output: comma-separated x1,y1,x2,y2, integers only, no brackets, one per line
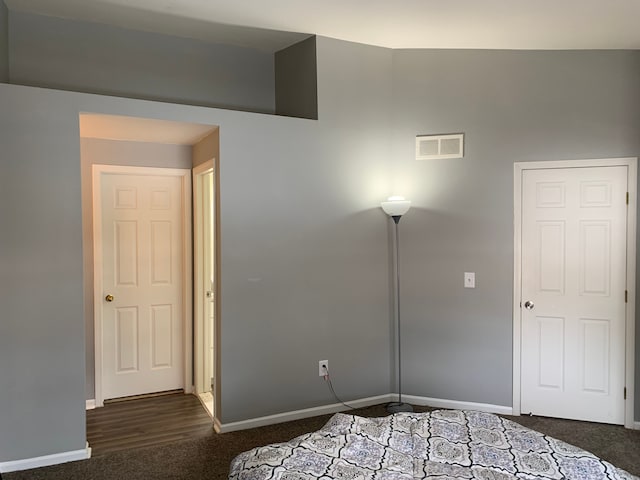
80,113,220,442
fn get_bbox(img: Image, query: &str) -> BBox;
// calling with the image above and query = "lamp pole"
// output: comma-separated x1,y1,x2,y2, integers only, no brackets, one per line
381,197,413,413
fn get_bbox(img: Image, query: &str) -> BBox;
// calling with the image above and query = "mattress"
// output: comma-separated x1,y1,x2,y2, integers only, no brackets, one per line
229,409,638,479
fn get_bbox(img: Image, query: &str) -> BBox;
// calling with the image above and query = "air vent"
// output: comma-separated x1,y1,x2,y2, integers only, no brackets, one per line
416,133,464,160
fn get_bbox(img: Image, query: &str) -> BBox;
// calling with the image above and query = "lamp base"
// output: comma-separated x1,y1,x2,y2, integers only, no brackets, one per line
386,401,414,413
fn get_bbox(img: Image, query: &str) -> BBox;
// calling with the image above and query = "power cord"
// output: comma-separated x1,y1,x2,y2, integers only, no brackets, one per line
321,364,356,410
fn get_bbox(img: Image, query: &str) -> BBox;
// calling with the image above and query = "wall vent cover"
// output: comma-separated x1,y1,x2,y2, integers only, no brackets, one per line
416,133,464,160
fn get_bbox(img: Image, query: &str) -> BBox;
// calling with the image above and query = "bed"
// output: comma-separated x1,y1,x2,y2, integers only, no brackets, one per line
229,409,638,480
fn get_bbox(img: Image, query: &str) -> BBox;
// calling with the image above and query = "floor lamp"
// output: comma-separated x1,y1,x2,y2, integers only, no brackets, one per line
381,196,414,413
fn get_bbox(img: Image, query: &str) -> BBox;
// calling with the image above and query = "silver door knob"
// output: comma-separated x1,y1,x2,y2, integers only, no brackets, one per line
105,294,114,302
524,301,534,310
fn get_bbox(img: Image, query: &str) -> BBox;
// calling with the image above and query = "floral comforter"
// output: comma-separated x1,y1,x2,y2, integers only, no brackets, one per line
229,409,638,480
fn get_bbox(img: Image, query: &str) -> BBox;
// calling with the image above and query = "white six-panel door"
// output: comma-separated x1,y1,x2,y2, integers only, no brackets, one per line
520,166,627,424
96,168,188,401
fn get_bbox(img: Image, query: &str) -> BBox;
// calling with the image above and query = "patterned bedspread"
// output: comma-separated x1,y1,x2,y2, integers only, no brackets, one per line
229,409,638,480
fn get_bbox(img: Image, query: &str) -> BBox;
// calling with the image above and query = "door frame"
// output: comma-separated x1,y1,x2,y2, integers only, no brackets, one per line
92,164,193,407
193,160,215,397
513,157,637,429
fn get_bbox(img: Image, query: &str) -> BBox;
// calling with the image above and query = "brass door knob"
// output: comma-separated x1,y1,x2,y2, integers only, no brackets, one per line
105,294,114,302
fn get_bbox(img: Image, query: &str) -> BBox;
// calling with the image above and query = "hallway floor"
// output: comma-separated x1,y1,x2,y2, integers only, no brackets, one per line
87,393,213,456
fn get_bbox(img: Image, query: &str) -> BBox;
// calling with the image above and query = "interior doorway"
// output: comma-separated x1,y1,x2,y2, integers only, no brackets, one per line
80,114,220,420
193,160,216,418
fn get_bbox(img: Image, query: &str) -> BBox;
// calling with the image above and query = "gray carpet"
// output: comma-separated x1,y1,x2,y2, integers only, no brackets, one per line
4,404,640,479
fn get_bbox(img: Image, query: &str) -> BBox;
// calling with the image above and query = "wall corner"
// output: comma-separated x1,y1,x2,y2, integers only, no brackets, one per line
0,0,9,82
275,35,318,119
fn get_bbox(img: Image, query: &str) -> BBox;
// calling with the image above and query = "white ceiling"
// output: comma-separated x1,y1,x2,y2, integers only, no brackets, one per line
6,0,640,52
79,114,217,145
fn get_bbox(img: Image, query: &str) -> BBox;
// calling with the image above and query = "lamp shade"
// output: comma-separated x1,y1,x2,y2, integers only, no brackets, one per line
381,196,411,217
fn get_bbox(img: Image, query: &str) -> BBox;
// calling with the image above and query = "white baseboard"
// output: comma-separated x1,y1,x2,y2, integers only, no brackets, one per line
215,394,394,433
403,394,513,416
214,394,514,433
634,421,640,430
213,417,224,433
86,399,96,410
0,445,91,473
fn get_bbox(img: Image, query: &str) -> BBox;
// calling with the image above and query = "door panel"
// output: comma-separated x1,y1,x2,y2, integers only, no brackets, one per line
100,171,185,400
520,166,627,424
538,221,565,293
151,304,173,368
115,221,138,285
193,165,215,408
204,170,215,392
536,315,564,389
115,307,139,373
580,319,609,393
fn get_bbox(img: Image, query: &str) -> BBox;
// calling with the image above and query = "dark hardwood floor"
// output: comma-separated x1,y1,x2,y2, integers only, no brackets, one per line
87,393,214,456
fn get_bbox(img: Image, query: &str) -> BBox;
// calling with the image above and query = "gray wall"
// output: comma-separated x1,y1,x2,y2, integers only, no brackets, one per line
389,50,640,413
275,36,318,119
0,0,7,82
0,87,86,461
220,37,394,420
9,12,276,113
1,37,639,465
0,35,394,462
80,138,194,400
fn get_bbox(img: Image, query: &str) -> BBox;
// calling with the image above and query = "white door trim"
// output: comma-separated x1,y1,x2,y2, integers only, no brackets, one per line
193,159,215,396
92,164,193,407
513,157,636,428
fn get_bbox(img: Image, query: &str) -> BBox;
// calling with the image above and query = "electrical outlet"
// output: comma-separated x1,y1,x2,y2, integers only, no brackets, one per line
318,360,328,376
464,272,475,288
